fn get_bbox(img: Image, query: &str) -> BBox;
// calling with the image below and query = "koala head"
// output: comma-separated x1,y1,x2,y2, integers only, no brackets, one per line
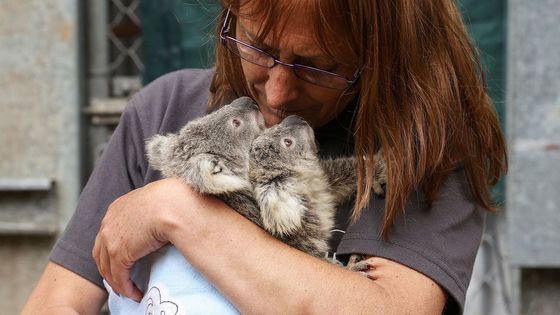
249,116,318,191
249,115,319,179
146,96,265,194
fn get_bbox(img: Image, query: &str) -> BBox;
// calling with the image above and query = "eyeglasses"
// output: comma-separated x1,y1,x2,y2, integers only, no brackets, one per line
219,8,360,90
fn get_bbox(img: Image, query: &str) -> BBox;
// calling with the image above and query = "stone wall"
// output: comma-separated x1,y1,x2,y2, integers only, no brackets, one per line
507,0,560,314
0,1,80,313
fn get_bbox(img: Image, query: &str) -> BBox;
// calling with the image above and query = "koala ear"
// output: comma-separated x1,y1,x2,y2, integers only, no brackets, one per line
185,153,251,195
145,134,179,172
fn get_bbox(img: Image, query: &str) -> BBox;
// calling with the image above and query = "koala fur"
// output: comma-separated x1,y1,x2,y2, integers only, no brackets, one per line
248,116,335,256
249,116,386,259
146,97,386,260
146,96,266,226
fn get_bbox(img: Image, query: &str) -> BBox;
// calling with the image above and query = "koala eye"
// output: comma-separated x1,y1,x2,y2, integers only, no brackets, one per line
282,138,293,147
231,118,242,128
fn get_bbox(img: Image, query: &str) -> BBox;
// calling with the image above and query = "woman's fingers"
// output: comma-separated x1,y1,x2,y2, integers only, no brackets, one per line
92,179,196,300
93,237,112,286
109,257,142,301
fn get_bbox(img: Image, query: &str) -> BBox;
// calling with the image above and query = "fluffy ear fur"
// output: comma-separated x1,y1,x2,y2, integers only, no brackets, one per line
182,154,251,195
145,134,179,173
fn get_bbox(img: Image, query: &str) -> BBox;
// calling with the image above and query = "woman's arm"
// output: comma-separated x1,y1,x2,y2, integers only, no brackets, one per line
21,262,107,315
168,196,446,314
95,177,446,314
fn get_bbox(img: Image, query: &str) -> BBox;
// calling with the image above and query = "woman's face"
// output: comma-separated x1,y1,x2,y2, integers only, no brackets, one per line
235,9,357,128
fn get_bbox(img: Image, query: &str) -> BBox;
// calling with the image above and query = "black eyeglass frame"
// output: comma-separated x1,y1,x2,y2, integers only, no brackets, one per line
219,8,361,90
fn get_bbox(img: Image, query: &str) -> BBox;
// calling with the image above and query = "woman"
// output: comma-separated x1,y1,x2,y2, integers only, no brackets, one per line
23,0,506,314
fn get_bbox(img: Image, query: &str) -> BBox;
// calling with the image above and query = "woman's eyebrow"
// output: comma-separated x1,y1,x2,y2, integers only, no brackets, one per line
237,20,335,62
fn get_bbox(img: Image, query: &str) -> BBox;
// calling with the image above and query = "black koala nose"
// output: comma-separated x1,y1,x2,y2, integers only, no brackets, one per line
281,115,308,127
230,96,259,110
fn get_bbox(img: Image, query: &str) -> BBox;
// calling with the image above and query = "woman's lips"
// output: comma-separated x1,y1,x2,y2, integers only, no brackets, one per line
259,103,315,127
261,105,306,117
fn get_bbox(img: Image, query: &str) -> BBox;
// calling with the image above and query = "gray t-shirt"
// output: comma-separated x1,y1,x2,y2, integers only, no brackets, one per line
50,68,484,314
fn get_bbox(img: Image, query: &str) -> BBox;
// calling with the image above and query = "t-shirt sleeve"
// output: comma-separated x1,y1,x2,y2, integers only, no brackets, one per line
336,170,485,314
49,68,213,288
49,95,148,287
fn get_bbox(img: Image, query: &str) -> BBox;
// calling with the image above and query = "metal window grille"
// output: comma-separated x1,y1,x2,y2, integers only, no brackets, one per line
86,0,143,124
108,0,143,81
85,0,144,176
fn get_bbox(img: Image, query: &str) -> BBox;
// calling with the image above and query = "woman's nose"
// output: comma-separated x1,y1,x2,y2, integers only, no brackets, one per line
264,65,300,109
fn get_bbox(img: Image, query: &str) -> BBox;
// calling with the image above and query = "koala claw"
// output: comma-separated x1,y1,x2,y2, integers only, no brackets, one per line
347,260,372,273
346,254,371,273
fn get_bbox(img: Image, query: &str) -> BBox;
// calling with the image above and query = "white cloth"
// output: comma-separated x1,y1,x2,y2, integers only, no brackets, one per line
105,245,240,315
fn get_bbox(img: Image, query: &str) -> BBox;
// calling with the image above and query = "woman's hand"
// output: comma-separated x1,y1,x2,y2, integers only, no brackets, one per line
92,177,218,301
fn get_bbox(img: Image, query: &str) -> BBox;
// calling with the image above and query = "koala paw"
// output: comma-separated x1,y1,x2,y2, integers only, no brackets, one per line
346,254,371,274
186,154,251,195
372,150,387,197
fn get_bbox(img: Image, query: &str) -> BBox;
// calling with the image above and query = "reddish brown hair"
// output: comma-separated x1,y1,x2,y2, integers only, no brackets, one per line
209,0,508,238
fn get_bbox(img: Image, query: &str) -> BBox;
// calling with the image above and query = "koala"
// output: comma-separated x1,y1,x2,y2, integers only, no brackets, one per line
249,115,386,261
249,115,351,257
146,97,386,260
249,116,336,257
146,96,266,226
146,99,340,257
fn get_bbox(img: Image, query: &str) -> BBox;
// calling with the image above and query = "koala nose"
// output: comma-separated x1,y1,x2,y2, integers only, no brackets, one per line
250,142,268,161
230,96,259,111
281,115,308,127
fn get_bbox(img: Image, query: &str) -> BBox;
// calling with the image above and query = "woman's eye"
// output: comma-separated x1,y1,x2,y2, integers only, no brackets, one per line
232,118,242,128
312,63,337,72
300,57,337,72
247,39,274,54
283,138,293,147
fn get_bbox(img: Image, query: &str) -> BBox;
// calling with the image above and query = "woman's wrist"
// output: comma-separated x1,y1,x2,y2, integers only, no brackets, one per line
155,177,229,246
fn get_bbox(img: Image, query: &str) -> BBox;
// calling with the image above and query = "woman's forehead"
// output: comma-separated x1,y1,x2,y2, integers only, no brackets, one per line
237,0,314,15
237,0,315,35
234,0,359,66
237,15,323,50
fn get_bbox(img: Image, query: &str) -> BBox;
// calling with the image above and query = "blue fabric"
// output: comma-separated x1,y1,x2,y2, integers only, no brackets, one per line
105,246,240,315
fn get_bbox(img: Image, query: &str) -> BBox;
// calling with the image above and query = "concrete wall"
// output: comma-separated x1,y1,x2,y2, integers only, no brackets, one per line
507,0,560,314
0,1,80,313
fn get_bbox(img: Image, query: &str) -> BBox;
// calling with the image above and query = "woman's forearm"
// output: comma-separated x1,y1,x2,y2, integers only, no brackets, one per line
22,262,107,315
95,178,445,314
166,199,397,314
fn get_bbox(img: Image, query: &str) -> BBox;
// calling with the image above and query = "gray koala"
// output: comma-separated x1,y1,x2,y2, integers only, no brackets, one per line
146,96,266,226
146,97,337,257
249,115,354,256
249,115,386,262
146,97,386,261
